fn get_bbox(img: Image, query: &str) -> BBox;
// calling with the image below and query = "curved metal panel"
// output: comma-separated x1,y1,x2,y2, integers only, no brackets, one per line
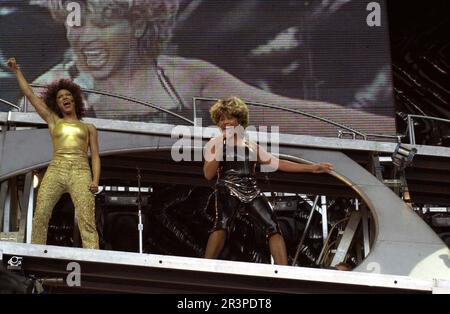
280,147,450,280
0,128,448,281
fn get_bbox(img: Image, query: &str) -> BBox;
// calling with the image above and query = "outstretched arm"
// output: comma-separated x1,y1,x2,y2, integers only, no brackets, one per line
6,58,56,124
88,124,101,194
257,144,333,173
278,159,333,173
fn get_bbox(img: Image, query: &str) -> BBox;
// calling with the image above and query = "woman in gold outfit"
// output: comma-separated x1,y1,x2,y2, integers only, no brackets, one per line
7,57,100,249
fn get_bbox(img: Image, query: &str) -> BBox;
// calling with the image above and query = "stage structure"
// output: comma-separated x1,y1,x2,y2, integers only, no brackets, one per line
0,103,449,293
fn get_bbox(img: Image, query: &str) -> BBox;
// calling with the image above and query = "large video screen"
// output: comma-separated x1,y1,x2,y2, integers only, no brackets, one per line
0,0,395,137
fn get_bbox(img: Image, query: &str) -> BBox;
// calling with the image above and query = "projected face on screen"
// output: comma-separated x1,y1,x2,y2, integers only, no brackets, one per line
48,0,177,79
65,2,135,80
1,0,396,137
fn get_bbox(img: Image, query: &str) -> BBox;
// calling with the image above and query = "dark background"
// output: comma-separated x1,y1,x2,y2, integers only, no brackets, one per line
388,0,450,145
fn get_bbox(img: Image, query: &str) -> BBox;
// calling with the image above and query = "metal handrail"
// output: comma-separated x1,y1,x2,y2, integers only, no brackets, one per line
407,114,450,145
30,84,195,125
18,85,407,142
193,96,366,138
339,131,402,143
364,134,404,143
0,98,21,111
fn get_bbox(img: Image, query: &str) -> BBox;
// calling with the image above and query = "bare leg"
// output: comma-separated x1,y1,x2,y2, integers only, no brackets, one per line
269,233,288,265
204,230,227,259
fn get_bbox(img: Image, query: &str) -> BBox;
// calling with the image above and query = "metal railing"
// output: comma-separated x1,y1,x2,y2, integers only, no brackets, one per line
30,84,195,125
193,96,366,137
407,114,450,145
364,133,403,143
5,85,406,143
0,98,21,111
194,96,403,142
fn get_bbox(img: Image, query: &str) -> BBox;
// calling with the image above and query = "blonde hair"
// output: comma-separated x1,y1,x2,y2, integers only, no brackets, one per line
46,0,179,58
209,97,250,128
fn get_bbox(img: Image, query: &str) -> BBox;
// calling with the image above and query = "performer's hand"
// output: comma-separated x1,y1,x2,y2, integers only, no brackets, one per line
89,182,99,194
6,58,19,72
313,163,333,173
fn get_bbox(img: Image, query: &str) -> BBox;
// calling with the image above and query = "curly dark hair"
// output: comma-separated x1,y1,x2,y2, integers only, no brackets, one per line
40,79,85,119
210,97,249,128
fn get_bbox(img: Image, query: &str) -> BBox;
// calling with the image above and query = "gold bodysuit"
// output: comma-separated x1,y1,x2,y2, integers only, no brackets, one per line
52,119,89,161
32,119,99,249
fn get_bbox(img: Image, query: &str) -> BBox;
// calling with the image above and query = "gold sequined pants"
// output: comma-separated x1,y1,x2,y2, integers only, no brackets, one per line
32,158,99,249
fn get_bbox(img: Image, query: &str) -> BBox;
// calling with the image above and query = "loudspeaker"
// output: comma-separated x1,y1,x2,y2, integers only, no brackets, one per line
101,210,148,253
